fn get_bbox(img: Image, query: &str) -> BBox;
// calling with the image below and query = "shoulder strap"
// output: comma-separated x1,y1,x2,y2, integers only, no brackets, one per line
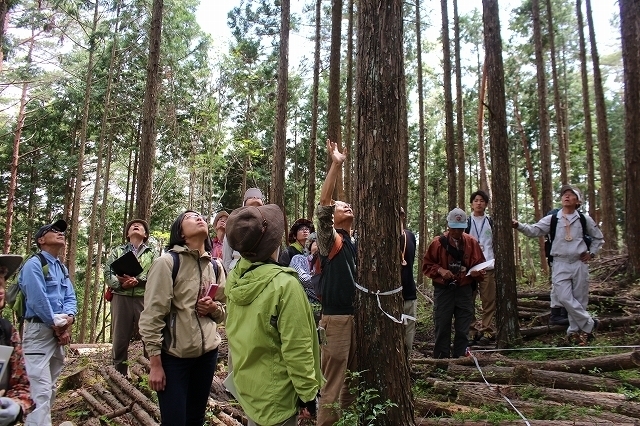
548,209,560,243
464,217,471,234
578,212,592,250
170,251,180,286
439,234,465,263
329,233,343,260
488,216,494,230
36,252,49,277
211,258,219,282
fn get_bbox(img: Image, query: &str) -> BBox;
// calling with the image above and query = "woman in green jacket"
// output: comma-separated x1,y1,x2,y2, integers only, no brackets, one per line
225,205,323,426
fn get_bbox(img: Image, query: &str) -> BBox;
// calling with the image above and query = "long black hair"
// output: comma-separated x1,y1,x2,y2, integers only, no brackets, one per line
166,210,212,252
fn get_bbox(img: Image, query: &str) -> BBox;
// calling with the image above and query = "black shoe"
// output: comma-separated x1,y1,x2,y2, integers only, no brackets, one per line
549,308,569,326
477,332,494,346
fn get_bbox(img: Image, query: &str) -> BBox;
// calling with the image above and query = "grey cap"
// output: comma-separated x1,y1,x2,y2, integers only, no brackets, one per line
447,208,468,229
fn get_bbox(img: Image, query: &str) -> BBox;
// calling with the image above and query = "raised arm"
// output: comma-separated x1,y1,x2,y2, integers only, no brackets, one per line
319,139,346,206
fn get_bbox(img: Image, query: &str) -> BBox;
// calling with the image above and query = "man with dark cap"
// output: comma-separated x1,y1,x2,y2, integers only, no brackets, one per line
225,204,323,426
222,188,264,272
18,219,77,426
513,184,604,345
104,219,157,376
423,208,486,359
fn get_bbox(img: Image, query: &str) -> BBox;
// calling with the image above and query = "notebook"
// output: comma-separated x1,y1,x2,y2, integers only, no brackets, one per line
0,345,14,384
109,251,143,277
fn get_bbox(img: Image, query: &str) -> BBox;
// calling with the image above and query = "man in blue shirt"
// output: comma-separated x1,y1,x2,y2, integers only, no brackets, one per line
18,219,77,426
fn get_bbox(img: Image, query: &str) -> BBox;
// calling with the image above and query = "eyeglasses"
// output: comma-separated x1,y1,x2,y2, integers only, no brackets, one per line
46,228,65,235
183,213,204,221
298,226,310,232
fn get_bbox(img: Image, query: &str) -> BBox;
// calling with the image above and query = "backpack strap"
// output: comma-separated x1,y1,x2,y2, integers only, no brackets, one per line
211,258,219,283
439,234,465,264
328,233,343,260
170,251,180,286
464,217,471,234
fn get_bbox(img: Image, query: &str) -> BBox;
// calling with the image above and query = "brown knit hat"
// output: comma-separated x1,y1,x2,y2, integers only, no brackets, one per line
124,219,150,243
226,204,284,262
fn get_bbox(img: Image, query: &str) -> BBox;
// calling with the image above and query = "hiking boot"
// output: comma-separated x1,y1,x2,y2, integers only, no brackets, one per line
576,331,596,346
477,332,494,346
591,318,600,334
550,307,569,326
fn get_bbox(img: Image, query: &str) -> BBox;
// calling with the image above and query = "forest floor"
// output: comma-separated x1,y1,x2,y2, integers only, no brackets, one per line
49,255,640,425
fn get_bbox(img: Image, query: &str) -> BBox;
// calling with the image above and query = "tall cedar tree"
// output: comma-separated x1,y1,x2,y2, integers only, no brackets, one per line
586,0,618,251
355,0,414,423
271,0,289,215
546,0,569,184
327,0,343,200
73,0,100,342
416,0,427,286
307,0,321,218
620,0,640,279
453,0,465,208
483,0,521,348
441,0,457,210
576,0,597,220
135,0,163,221
343,0,355,202
532,0,553,214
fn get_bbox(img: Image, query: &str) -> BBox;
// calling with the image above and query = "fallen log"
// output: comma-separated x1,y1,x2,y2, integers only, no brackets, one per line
446,363,624,392
414,397,482,417
102,366,161,421
91,383,136,426
520,315,640,338
415,420,635,425
518,299,552,310
537,387,640,418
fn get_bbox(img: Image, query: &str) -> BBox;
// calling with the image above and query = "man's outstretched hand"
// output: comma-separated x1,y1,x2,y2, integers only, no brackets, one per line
326,139,346,165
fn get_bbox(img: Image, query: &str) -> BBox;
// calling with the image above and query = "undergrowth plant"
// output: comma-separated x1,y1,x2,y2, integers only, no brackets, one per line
332,371,398,426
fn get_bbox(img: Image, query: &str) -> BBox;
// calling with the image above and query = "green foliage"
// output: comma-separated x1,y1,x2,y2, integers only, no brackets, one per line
331,371,398,426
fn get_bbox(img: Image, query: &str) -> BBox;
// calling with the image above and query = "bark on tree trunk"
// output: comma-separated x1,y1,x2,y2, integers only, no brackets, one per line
271,0,289,212
416,0,426,287
355,0,414,423
441,0,457,210
307,0,321,218
327,0,343,200
344,0,355,203
576,0,597,222
532,0,553,214
477,61,489,194
135,0,164,221
586,0,618,252
453,0,465,208
619,0,640,279
482,0,521,348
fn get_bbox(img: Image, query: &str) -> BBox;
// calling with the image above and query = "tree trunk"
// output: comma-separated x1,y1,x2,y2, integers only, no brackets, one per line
441,0,456,210
482,0,520,348
74,0,100,342
477,61,489,194
546,0,568,184
532,0,553,214
576,0,597,221
327,0,343,200
355,0,414,423
586,0,618,251
135,0,164,221
3,23,35,254
513,96,548,273
307,0,321,217
344,0,355,203
619,0,640,279
271,0,289,212
416,0,426,287
453,0,465,208
89,1,122,343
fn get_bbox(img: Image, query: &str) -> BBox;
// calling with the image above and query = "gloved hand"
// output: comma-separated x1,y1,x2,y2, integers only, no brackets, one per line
298,395,318,417
0,397,21,426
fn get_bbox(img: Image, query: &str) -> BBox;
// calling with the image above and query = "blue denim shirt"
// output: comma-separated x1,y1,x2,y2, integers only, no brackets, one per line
18,251,78,327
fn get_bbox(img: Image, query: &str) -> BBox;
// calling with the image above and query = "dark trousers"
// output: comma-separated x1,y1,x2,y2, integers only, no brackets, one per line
433,284,474,359
111,293,144,375
157,349,219,426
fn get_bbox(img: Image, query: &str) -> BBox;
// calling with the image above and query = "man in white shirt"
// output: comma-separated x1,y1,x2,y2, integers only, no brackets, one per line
465,190,496,346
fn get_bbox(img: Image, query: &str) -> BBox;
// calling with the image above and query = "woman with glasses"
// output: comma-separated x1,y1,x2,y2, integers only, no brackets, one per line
279,218,315,266
139,210,226,426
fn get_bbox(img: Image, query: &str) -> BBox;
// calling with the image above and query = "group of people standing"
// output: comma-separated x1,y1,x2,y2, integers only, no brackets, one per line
0,139,605,426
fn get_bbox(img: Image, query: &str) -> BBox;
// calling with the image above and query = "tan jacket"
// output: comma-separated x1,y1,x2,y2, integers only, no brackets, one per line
139,245,226,358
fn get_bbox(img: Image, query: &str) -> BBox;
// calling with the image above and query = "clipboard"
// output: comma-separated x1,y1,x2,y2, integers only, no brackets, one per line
110,251,143,277
0,345,14,384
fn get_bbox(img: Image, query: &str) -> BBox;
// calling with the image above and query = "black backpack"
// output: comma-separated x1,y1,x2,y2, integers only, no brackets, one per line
544,208,592,265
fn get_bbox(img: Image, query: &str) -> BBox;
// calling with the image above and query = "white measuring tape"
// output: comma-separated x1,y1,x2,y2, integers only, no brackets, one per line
354,282,417,324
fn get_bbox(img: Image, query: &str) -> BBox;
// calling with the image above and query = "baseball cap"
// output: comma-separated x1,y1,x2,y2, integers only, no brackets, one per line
560,184,583,204
35,219,68,243
447,208,468,229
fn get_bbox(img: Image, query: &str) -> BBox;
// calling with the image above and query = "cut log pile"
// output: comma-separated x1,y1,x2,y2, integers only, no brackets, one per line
411,279,640,423
70,355,246,426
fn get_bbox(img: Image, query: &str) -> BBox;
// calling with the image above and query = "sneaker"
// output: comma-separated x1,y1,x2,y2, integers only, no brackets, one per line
591,318,600,334
566,332,581,345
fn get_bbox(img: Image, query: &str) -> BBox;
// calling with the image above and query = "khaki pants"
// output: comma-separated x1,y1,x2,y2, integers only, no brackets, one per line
317,315,357,426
